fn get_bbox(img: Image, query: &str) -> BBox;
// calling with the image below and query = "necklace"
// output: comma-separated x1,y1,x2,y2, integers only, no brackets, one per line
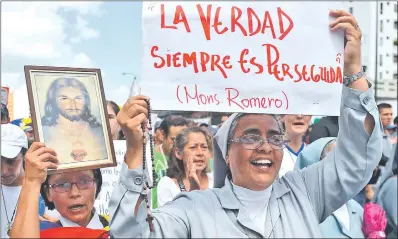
141,99,157,232
1,186,18,236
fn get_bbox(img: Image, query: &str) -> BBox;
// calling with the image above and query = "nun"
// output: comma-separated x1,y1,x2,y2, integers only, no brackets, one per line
296,137,365,238
372,143,397,238
108,9,383,238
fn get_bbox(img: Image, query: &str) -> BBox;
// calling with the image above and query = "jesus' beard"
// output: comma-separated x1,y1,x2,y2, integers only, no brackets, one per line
59,109,85,122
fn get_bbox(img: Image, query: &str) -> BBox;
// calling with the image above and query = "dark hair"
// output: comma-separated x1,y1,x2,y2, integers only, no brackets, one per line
159,115,188,138
107,100,124,140
377,103,392,111
166,127,210,179
1,103,10,122
41,77,101,127
394,116,398,125
40,169,102,210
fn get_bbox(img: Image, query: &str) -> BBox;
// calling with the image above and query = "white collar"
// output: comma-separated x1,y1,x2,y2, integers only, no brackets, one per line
333,204,350,231
59,210,103,229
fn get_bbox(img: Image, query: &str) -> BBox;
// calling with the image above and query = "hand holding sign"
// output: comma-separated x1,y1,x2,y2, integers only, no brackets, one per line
329,9,362,76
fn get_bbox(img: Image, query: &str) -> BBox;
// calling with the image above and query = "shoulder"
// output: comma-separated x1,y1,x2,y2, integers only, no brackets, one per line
40,220,62,230
158,176,177,189
346,199,364,213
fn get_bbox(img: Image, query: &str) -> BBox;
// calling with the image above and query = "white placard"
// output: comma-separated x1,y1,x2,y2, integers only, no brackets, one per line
94,140,153,215
142,2,345,115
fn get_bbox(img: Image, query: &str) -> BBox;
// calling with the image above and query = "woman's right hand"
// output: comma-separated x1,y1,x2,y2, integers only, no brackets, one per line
117,95,149,169
24,142,58,184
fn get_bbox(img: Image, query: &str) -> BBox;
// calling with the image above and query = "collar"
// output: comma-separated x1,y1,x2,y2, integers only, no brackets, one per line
285,142,305,157
59,210,103,229
216,178,290,238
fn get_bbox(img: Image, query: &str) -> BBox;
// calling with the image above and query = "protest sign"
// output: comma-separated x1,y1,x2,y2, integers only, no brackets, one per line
141,2,345,115
94,140,154,215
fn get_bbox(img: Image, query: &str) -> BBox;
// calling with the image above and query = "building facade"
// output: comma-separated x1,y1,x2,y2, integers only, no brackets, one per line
343,1,397,100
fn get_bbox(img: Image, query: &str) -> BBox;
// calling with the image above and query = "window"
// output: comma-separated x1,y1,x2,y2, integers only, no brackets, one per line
395,21,397,30
380,72,383,79
349,7,353,14
380,55,383,66
394,55,398,63
386,71,389,74
387,36,390,40
387,19,390,23
395,4,397,12
380,20,383,32
381,37,383,46
387,54,390,57
394,73,397,80
387,2,390,6
380,3,383,14
389,82,395,86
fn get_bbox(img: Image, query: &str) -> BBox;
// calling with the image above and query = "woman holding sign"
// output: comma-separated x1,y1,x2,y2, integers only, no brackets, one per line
108,10,382,238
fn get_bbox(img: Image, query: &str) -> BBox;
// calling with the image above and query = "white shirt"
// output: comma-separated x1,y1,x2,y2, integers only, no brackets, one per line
1,185,22,239
279,143,306,177
157,173,214,207
232,183,272,236
59,210,104,229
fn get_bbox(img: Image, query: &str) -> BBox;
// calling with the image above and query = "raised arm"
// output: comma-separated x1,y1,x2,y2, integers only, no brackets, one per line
296,9,382,222
10,143,58,238
108,95,189,238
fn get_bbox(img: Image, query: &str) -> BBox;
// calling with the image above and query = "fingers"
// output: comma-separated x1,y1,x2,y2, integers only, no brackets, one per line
127,104,148,119
122,95,149,112
38,153,59,164
27,142,45,153
330,22,354,32
42,162,58,170
329,16,357,29
329,9,352,17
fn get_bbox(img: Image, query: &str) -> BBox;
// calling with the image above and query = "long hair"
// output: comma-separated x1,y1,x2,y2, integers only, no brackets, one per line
106,100,124,140
41,77,101,127
166,127,211,179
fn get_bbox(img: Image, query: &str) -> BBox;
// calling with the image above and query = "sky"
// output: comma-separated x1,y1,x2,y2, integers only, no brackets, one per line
1,1,142,118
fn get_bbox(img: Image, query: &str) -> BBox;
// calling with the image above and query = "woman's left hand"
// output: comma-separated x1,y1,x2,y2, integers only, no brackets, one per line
329,9,362,76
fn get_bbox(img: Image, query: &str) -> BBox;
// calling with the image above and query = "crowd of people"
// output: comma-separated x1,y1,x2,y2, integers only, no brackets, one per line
1,9,397,239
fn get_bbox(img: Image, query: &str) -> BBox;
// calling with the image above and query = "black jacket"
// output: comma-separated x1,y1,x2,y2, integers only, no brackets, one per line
309,116,339,143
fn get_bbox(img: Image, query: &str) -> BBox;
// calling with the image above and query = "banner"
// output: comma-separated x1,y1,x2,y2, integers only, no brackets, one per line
141,2,344,115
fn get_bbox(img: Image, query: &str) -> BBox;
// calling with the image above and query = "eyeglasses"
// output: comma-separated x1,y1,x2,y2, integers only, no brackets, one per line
229,134,290,150
48,178,96,193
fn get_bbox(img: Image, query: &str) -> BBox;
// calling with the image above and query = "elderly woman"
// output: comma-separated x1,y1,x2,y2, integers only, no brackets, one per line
157,127,213,207
296,137,365,238
10,142,108,238
108,10,382,238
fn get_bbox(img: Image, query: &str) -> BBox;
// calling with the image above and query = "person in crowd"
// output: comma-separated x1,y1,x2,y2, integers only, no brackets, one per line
152,115,188,208
218,114,230,128
309,116,339,143
1,124,46,238
372,143,397,238
157,127,213,207
378,103,395,158
108,10,383,237
23,123,34,148
153,121,164,150
107,100,124,140
296,137,365,238
10,142,109,238
41,77,107,163
1,103,10,124
278,114,311,177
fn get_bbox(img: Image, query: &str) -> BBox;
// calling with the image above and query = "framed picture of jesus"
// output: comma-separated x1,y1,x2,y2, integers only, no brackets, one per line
24,65,117,174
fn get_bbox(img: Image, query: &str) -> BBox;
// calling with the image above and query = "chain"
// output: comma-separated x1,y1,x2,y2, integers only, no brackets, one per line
141,98,156,232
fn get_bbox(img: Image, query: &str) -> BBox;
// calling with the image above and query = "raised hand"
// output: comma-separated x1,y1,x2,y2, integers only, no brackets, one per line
117,95,149,169
24,142,58,184
187,157,200,191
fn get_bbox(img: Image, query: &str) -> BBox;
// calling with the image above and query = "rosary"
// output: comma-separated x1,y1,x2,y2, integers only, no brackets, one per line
141,99,157,232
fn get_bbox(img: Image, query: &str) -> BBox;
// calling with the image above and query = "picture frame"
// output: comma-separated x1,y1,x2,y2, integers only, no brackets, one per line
24,65,116,174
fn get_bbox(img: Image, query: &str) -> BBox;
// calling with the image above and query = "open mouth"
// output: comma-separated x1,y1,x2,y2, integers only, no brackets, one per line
293,122,305,126
68,204,86,212
250,159,273,169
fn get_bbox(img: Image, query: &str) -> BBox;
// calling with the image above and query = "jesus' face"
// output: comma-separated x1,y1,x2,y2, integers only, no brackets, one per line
56,87,86,122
